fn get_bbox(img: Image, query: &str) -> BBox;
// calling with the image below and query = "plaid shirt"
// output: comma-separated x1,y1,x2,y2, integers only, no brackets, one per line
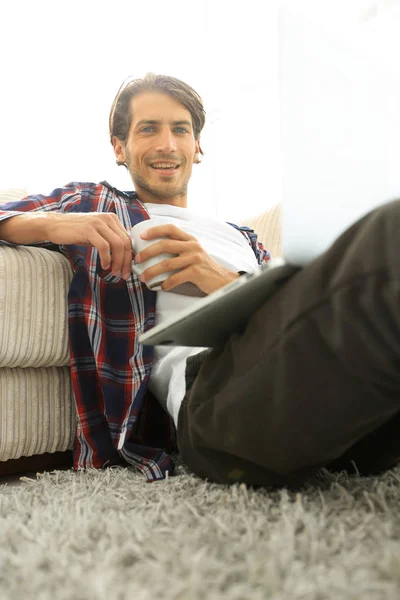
0,181,270,480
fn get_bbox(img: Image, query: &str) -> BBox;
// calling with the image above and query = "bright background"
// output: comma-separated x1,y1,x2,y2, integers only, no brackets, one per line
0,0,399,221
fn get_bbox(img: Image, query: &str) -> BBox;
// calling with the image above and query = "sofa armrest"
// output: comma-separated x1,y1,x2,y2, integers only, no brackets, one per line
0,245,72,368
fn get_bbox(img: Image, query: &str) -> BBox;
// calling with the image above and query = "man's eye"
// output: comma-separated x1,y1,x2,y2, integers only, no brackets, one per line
141,126,154,133
174,127,188,133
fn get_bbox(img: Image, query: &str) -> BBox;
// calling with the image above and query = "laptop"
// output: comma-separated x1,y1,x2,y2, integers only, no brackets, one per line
139,5,400,348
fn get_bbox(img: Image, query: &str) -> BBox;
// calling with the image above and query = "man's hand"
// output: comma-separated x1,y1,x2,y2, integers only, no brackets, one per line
134,224,240,295
45,213,133,279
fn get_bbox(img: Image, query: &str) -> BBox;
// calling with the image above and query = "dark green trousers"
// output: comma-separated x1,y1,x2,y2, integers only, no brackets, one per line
177,199,400,487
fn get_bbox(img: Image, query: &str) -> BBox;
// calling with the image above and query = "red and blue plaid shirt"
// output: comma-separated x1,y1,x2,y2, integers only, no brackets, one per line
0,181,270,480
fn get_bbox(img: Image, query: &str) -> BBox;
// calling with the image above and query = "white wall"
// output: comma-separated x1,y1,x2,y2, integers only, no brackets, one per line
0,0,399,221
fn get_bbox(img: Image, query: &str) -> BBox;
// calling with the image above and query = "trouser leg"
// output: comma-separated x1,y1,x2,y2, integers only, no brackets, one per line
177,199,400,487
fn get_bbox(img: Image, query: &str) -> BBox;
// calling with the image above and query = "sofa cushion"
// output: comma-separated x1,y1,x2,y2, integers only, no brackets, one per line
240,204,282,258
0,366,75,461
0,189,28,202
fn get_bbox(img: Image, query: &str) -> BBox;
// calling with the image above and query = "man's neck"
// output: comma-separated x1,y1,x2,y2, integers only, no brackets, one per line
135,187,187,208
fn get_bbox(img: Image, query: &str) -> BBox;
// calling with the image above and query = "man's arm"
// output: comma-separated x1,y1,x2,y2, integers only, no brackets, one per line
0,212,53,244
0,211,133,280
0,187,134,279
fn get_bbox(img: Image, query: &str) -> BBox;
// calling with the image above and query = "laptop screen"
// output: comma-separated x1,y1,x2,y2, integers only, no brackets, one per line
279,5,400,265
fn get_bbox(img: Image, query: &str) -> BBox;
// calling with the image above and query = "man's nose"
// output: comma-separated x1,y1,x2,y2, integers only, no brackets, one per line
155,129,177,152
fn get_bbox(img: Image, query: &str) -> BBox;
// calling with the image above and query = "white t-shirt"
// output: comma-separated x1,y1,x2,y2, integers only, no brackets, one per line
145,203,259,427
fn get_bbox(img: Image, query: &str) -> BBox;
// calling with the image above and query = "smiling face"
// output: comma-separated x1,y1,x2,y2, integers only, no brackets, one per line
112,91,200,207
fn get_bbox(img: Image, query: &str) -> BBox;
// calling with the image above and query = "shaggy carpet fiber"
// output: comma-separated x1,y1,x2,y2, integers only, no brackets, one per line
0,461,400,600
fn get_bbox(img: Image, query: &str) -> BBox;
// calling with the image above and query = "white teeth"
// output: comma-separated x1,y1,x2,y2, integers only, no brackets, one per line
151,164,177,169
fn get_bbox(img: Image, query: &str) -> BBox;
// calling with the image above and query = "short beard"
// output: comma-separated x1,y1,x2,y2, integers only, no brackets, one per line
130,170,188,201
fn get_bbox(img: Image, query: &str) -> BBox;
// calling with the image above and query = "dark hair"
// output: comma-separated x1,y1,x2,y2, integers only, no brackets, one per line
109,72,206,155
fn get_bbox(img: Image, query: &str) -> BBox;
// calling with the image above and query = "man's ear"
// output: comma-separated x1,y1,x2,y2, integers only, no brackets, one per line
193,139,201,164
112,136,126,165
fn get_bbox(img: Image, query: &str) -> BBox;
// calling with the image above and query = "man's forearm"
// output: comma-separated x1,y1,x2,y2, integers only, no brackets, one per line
0,211,134,278
0,213,55,244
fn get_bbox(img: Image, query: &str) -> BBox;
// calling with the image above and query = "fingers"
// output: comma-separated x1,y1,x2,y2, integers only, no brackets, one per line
91,221,190,280
134,227,202,286
89,231,113,270
138,252,202,285
107,219,134,279
47,212,134,280
93,222,195,281
140,224,193,242
135,238,197,265
88,215,132,279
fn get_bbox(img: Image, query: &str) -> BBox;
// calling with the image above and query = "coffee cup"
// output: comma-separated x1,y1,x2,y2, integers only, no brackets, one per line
130,217,180,291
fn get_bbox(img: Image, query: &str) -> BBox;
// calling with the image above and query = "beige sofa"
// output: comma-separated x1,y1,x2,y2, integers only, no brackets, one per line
0,188,281,476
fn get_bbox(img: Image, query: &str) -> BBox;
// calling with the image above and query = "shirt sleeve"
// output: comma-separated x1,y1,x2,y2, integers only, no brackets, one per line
227,223,271,266
0,182,83,248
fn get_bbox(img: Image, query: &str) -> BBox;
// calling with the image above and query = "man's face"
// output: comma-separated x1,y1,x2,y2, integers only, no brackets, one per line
113,91,200,206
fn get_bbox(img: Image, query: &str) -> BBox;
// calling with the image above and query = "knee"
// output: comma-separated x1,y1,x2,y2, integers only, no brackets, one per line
363,198,400,242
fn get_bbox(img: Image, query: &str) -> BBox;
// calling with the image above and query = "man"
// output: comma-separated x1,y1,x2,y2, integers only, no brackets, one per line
2,74,400,488
0,73,269,481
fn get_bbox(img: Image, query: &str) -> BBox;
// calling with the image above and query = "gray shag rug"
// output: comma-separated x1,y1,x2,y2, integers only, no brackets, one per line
0,460,400,600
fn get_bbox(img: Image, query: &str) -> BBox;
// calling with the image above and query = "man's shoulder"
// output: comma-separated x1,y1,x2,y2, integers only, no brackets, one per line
54,181,139,207
25,181,141,217
226,221,254,235
59,180,136,199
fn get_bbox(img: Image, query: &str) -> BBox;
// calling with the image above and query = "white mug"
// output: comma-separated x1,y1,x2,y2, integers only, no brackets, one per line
130,217,180,291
